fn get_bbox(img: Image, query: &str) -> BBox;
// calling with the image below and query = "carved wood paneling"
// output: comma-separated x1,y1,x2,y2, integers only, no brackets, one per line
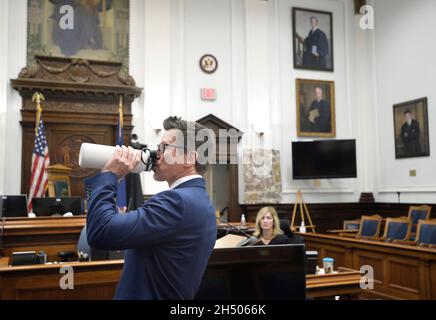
12,56,143,196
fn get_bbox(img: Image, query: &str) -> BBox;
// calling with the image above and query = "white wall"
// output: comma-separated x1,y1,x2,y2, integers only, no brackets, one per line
373,0,436,203
0,0,9,194
276,0,358,203
136,0,366,203
0,0,434,204
0,0,27,196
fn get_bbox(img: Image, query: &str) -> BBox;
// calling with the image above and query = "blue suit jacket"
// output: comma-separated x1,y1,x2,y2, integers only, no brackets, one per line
85,173,217,300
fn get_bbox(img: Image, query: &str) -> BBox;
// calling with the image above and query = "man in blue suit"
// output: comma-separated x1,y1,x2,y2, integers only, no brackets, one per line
86,116,217,299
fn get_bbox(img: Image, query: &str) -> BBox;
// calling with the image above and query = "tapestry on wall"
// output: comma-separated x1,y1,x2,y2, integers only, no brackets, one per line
27,0,130,72
243,149,282,204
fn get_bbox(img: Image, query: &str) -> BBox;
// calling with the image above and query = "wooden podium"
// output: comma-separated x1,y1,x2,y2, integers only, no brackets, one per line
290,190,316,233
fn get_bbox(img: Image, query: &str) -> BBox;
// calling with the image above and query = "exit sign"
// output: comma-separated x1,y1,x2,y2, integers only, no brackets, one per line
201,88,216,101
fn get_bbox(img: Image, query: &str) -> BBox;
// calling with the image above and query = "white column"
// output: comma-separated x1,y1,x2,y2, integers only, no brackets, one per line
4,0,27,194
144,0,171,130
230,0,247,132
0,0,10,194
268,0,281,151
353,3,377,201
244,0,270,136
141,0,172,194
129,0,145,142
169,0,186,118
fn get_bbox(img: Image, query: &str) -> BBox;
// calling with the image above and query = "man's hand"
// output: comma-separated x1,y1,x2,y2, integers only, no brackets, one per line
102,145,141,179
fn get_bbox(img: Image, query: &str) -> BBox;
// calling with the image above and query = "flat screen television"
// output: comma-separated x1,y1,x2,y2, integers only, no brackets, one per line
292,139,357,179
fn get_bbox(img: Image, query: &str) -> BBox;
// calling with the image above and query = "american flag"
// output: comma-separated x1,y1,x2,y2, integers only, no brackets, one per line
28,119,50,212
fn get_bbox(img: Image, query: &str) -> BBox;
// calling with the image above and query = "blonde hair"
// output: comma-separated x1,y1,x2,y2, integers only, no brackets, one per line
253,206,283,238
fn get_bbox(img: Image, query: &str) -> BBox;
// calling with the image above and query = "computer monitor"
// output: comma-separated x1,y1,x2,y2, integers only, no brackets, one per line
59,197,83,215
0,195,28,218
32,197,84,216
32,198,60,216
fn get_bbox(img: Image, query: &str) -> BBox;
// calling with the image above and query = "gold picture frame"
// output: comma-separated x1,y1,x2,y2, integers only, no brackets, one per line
393,97,430,159
296,79,336,138
27,0,130,72
47,164,72,198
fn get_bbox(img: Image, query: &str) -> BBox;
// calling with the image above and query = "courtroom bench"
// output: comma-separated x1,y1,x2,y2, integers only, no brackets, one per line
0,257,361,300
298,232,436,300
0,216,86,261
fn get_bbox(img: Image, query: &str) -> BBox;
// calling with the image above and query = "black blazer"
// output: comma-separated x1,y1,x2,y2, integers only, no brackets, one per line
259,234,305,246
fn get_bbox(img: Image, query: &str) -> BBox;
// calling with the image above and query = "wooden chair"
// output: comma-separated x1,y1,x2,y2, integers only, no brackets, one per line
416,219,436,248
408,205,431,237
394,219,436,248
343,219,360,231
340,215,382,239
381,217,411,242
327,219,360,234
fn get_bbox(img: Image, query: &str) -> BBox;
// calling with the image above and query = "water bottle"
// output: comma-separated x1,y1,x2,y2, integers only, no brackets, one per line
300,221,306,233
240,214,246,228
323,257,335,274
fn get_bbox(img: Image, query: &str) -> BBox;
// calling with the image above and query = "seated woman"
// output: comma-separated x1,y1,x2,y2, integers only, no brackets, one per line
254,206,301,245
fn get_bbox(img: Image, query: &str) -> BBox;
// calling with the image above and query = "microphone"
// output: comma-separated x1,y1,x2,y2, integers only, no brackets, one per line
216,215,252,238
237,236,262,247
215,216,261,246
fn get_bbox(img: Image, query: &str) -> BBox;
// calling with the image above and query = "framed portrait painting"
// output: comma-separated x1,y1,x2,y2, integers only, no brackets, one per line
292,7,334,72
393,97,430,159
296,79,335,138
27,0,130,72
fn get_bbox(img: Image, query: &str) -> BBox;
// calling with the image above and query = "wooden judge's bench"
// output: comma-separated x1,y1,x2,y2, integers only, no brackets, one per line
0,217,363,300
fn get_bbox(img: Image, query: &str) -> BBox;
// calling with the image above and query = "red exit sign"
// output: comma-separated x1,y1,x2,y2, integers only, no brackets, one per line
201,88,216,101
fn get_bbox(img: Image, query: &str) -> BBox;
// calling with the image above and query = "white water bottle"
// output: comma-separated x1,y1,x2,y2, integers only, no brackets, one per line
240,214,246,227
300,221,306,233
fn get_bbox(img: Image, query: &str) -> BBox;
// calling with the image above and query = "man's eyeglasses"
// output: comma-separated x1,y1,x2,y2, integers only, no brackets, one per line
157,143,186,154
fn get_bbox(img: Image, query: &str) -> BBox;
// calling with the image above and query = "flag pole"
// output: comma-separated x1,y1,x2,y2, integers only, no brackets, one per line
32,92,45,133
118,95,124,141
28,92,49,212
117,94,127,212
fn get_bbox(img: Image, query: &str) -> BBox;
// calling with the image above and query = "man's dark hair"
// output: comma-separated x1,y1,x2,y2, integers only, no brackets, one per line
404,110,412,115
163,116,212,175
